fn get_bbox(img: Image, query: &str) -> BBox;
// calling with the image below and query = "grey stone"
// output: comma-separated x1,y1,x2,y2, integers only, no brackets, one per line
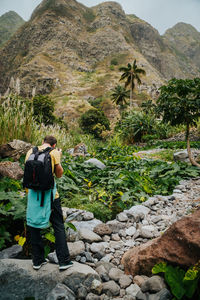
46,283,76,300
109,240,124,250
111,233,121,241
133,275,149,287
136,290,148,300
79,228,102,243
83,211,94,220
90,242,108,253
93,251,105,260
141,276,166,293
95,261,115,273
71,219,102,232
102,280,120,296
124,240,136,247
48,251,59,264
125,226,136,236
85,158,106,169
108,267,124,282
102,235,111,242
140,225,156,238
118,229,126,237
86,293,101,300
126,283,141,297
116,212,128,222
61,241,85,258
80,256,87,263
119,274,132,288
148,288,172,300
0,244,22,259
100,254,113,262
125,205,150,221
85,251,94,262
77,285,88,299
90,279,103,295
106,220,126,233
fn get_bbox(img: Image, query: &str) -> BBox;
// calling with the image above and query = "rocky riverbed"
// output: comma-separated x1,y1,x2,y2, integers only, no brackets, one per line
0,178,200,300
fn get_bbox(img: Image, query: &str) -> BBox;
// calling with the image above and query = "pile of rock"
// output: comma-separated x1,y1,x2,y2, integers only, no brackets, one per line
0,177,200,299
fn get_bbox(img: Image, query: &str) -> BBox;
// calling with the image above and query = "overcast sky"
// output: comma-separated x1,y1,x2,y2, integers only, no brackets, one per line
0,0,200,34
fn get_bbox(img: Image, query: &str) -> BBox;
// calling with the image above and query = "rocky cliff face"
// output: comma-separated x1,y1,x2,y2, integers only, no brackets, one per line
129,17,200,80
0,11,25,47
163,22,200,70
0,0,199,102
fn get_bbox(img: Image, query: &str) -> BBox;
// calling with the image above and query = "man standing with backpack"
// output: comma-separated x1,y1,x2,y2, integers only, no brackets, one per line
24,135,72,270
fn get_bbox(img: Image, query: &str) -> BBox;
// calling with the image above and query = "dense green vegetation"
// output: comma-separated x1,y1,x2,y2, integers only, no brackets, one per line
79,108,110,138
152,261,200,299
1,76,200,265
1,144,200,250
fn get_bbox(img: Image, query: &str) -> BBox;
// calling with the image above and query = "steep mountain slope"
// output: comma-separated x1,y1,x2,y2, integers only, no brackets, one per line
163,22,200,70
0,11,25,47
0,0,199,112
0,0,163,99
128,16,199,79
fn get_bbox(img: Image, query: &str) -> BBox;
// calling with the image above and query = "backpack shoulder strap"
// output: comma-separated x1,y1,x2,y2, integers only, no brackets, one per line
32,146,39,154
42,147,54,154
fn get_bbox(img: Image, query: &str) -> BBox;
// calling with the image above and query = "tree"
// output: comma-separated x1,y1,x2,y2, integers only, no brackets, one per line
119,59,146,108
33,95,55,125
156,78,200,167
79,109,110,138
111,85,129,115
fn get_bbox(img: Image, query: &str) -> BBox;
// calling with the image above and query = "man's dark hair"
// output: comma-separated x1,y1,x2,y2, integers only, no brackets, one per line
44,135,57,146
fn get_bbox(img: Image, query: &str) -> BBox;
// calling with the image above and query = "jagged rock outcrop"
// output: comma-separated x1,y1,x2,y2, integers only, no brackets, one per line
122,208,200,277
0,11,25,47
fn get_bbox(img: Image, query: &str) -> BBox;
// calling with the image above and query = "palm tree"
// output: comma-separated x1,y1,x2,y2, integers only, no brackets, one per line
111,85,130,116
119,59,146,108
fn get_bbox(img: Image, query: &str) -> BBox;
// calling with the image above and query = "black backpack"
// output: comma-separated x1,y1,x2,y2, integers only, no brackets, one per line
23,147,54,205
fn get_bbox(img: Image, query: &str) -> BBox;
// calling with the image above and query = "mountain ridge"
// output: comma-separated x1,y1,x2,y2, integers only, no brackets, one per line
0,0,199,121
0,11,25,47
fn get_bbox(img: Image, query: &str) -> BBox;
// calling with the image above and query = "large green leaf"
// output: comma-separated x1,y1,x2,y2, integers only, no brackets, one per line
164,266,185,299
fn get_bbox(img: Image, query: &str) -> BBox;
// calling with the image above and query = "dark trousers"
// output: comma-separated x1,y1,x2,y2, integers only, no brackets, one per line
29,198,70,265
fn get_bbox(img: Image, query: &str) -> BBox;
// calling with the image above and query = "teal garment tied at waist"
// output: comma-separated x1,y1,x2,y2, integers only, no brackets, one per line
26,184,56,229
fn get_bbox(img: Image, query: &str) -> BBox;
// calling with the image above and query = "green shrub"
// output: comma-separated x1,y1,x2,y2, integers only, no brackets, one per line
117,111,157,143
88,97,103,109
79,109,110,138
110,58,118,66
33,95,55,125
83,9,96,23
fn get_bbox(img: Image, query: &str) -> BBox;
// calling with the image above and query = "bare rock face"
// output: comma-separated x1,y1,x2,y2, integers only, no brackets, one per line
122,208,200,276
0,139,32,160
0,161,24,180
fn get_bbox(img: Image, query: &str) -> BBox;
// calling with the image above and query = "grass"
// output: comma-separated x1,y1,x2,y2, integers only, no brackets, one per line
0,95,104,152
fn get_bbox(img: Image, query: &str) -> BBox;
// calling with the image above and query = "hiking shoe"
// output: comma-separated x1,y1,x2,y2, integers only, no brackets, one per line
33,258,49,270
59,261,73,271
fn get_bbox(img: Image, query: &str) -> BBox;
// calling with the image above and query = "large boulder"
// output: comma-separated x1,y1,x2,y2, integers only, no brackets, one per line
122,208,200,276
0,161,24,179
0,139,32,160
0,259,98,300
